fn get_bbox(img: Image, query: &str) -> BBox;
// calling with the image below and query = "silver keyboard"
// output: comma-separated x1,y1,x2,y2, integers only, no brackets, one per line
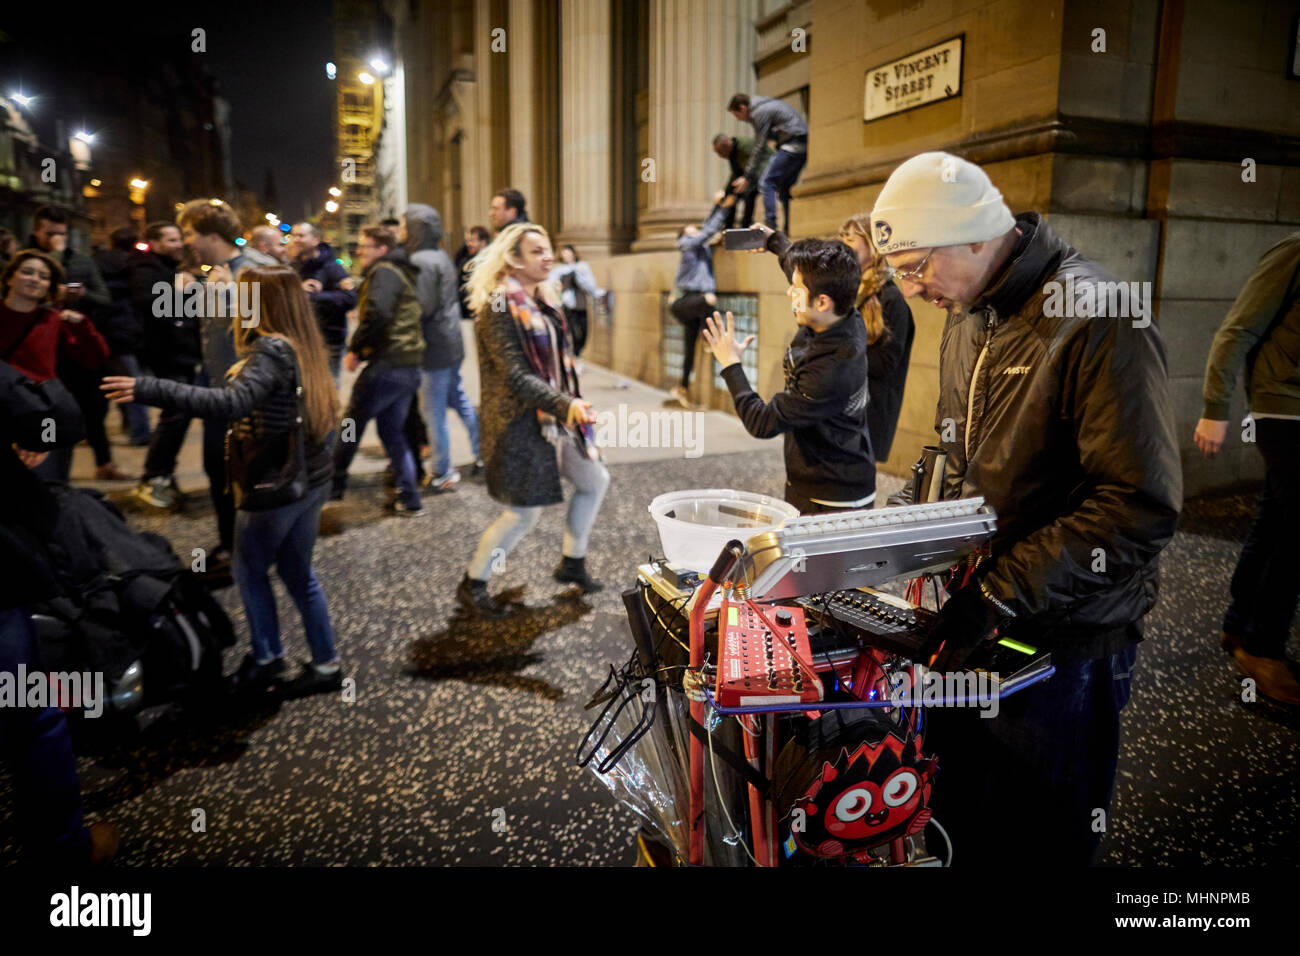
741,497,996,600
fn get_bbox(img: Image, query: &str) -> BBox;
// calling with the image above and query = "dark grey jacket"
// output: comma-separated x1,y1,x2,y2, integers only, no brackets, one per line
134,336,334,495
741,96,808,182
934,213,1182,659
475,294,575,507
404,203,464,371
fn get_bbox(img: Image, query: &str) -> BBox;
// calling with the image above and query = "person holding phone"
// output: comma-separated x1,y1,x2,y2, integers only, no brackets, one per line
457,223,609,617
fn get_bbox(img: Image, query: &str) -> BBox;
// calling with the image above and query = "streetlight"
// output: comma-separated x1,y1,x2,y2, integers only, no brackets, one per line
328,187,342,197
325,62,337,80
325,200,339,213
368,57,389,75
8,92,33,108
73,130,95,144
357,72,375,85
129,178,149,189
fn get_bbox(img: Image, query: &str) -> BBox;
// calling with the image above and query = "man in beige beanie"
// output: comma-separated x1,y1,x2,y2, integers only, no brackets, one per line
874,151,1182,865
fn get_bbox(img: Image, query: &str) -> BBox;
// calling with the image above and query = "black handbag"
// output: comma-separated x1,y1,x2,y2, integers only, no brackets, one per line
225,343,309,511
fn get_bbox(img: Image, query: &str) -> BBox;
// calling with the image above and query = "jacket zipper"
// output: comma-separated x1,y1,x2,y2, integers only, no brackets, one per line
964,308,998,461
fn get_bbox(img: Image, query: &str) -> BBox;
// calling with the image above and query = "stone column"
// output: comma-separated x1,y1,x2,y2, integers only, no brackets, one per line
508,0,536,202
558,0,615,255
635,0,758,251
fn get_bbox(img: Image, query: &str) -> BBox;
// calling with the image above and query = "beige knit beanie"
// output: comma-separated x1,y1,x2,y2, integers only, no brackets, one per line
870,151,1015,255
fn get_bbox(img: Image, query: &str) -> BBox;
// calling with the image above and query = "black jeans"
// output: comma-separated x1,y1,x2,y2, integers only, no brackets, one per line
195,369,235,552
923,636,1138,866
1223,418,1300,659
670,294,714,388
142,367,197,480
569,309,589,357
62,365,112,467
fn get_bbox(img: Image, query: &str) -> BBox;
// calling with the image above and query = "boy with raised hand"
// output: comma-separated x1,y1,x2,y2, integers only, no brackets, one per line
702,227,874,514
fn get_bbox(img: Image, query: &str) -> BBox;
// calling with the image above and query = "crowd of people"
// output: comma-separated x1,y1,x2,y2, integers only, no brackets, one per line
2,84,1296,870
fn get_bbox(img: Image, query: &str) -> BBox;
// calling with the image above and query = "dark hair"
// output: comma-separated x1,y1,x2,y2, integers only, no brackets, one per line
145,220,179,242
176,198,242,244
32,205,68,226
362,224,399,251
494,188,527,217
562,244,579,261
1,248,65,302
727,93,750,112
712,133,732,149
469,225,491,243
110,226,138,251
784,239,861,317
378,217,401,227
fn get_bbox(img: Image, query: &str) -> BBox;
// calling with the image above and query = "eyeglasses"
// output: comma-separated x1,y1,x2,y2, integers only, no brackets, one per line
888,247,936,283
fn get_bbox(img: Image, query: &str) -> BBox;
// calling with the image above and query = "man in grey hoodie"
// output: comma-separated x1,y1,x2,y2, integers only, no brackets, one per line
401,204,482,491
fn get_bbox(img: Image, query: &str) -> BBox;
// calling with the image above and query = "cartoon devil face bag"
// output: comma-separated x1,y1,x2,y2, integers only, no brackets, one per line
790,729,935,860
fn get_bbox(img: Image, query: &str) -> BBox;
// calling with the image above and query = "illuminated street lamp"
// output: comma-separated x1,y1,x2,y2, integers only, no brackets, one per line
325,200,339,213
325,62,337,80
357,72,375,86
8,92,33,108
129,178,149,189
328,186,342,197
73,130,95,144
368,57,389,76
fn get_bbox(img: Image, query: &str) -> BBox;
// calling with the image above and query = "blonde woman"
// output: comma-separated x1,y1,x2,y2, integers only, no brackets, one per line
840,213,915,462
458,223,609,617
102,266,344,696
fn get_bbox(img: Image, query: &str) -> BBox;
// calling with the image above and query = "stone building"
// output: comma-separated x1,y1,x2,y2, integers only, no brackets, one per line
397,0,1300,495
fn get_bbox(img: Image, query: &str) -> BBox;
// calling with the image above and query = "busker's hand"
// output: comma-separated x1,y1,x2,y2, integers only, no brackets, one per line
917,584,1007,671
702,311,754,369
565,399,596,427
302,278,323,293
100,376,137,404
58,309,86,324
1193,418,1229,458
343,351,361,373
12,444,48,468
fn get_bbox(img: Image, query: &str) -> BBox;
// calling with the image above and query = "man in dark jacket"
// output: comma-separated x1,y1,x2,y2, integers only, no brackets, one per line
711,133,771,230
703,234,875,513
0,360,119,865
94,226,150,446
872,151,1182,864
129,221,195,511
455,225,491,319
402,203,481,491
28,205,127,480
289,221,357,381
331,224,426,515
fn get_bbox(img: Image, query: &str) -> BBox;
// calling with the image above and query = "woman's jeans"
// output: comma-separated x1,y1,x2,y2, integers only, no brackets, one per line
421,364,481,477
233,483,336,665
468,438,610,579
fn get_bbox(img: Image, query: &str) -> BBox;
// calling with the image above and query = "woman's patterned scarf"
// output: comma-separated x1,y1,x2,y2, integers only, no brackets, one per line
497,275,598,458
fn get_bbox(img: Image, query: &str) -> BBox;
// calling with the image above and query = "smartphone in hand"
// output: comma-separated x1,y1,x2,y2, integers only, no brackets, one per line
723,228,767,251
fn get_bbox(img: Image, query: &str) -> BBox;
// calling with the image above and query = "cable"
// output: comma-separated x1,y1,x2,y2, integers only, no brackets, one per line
707,718,760,866
930,817,953,867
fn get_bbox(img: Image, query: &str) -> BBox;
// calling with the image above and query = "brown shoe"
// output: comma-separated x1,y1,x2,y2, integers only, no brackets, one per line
87,821,120,866
1222,632,1300,706
94,462,132,481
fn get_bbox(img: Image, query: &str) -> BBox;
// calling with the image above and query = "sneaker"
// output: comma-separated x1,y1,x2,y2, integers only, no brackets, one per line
133,476,180,511
554,555,604,594
128,434,152,447
669,385,691,408
280,660,344,699
390,500,426,517
456,573,509,619
470,458,485,478
1222,632,1300,706
425,469,460,493
228,653,285,694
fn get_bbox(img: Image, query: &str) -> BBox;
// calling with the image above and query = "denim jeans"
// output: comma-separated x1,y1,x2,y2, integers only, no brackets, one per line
114,354,152,442
922,636,1139,866
759,147,807,232
1223,418,1300,659
332,362,422,508
421,365,481,477
233,483,336,665
0,607,89,864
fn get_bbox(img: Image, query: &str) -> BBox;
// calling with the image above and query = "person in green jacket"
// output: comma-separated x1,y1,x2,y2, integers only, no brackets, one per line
1195,232,1300,707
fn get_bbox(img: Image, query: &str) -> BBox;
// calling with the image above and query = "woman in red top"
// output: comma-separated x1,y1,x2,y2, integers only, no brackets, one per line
1,249,109,481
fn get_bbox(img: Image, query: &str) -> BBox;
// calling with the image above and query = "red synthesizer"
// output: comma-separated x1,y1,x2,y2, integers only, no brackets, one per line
716,600,823,707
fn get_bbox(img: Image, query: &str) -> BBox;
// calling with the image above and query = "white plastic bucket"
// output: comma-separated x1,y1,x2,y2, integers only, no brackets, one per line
648,489,799,572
